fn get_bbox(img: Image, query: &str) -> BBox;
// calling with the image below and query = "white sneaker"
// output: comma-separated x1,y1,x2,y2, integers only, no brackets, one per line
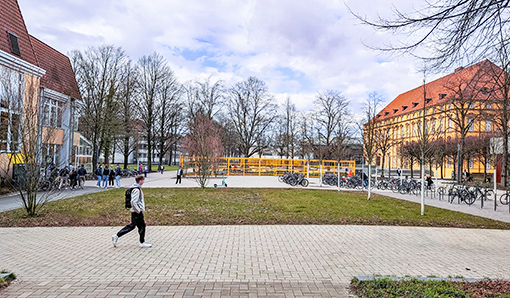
112,234,118,247
139,242,152,248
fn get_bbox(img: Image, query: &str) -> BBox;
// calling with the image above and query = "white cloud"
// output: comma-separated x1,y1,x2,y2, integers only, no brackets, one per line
18,0,445,114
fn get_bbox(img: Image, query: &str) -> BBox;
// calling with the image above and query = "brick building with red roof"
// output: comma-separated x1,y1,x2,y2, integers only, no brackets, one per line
368,60,503,180
0,0,82,180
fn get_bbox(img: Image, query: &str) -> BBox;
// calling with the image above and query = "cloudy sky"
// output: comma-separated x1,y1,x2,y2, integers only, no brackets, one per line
18,0,446,114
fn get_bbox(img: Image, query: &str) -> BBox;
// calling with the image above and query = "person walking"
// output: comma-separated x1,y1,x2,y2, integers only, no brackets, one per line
159,164,164,174
69,167,78,189
96,165,103,187
102,165,110,188
112,175,152,248
77,165,87,189
58,166,69,190
144,165,148,178
176,166,183,184
115,164,121,188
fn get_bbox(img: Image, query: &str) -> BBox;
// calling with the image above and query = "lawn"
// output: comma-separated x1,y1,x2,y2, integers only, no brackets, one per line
0,188,509,228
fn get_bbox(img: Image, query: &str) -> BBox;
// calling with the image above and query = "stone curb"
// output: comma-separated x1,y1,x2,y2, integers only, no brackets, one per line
354,276,484,283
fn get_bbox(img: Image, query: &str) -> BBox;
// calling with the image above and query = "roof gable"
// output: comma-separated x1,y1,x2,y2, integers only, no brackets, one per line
30,35,81,100
0,0,38,66
374,60,497,121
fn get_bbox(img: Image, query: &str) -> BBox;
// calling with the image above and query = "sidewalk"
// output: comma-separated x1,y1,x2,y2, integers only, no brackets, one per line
0,225,509,297
1,172,510,297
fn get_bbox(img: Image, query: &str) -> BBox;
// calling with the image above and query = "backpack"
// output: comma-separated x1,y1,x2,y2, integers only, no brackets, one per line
125,187,140,209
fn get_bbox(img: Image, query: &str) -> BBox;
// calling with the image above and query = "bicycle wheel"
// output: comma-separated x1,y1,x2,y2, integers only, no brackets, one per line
462,190,476,205
300,179,309,187
484,190,494,201
500,193,510,205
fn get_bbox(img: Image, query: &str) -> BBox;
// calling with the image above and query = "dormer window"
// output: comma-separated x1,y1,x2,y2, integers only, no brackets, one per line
7,31,20,56
412,102,419,108
393,108,399,114
439,93,447,100
481,87,489,96
384,111,390,116
376,114,381,118
426,98,432,104
402,105,408,111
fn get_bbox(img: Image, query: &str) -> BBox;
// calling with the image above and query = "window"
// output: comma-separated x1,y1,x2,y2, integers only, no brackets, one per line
469,158,474,169
0,66,23,152
439,93,447,100
426,98,432,104
402,105,408,111
431,120,436,134
468,118,474,131
448,119,452,131
384,111,390,116
406,125,409,137
439,118,443,132
393,108,399,114
7,31,21,56
485,120,491,132
412,102,419,108
486,104,491,109
469,103,474,109
42,98,65,128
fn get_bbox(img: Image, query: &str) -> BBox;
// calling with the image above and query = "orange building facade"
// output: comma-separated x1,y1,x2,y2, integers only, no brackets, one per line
369,60,505,179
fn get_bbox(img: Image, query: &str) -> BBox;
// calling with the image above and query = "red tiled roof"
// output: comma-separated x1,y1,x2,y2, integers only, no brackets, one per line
30,35,81,100
374,60,497,121
0,0,38,66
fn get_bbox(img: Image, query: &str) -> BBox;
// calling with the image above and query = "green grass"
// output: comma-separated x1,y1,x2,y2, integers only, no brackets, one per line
350,277,510,298
0,188,509,228
0,271,16,289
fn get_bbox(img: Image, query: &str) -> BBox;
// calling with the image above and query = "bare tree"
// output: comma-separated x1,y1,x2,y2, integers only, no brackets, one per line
0,67,66,216
137,52,171,172
226,77,277,157
375,126,393,177
155,74,182,168
361,92,384,199
181,114,224,187
115,60,140,169
351,1,510,70
185,76,225,121
485,53,510,186
314,90,349,160
297,113,315,160
441,68,490,182
71,45,126,170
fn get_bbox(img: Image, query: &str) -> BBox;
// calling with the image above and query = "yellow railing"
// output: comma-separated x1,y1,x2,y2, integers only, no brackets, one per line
180,156,356,178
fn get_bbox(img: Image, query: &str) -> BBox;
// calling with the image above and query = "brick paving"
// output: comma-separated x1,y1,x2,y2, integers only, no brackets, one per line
2,173,510,297
1,225,509,297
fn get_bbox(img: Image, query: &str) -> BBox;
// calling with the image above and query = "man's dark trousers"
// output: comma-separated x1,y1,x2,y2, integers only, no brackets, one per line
117,212,146,243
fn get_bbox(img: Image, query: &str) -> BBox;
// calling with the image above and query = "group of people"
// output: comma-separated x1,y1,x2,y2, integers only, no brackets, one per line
46,163,87,190
95,164,122,188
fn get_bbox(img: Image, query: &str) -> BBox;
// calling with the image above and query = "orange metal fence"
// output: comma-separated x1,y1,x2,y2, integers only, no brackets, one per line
180,156,355,178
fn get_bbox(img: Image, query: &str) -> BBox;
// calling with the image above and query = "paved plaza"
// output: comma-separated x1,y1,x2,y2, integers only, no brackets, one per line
1,172,510,297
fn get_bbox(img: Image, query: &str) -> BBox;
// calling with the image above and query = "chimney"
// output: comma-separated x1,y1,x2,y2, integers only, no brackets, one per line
455,66,464,73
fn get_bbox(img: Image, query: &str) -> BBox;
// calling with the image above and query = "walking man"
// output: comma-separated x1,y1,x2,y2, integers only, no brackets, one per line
77,165,87,189
176,166,183,184
112,175,152,248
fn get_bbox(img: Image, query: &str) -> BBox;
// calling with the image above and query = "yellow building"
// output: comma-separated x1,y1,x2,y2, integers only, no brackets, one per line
370,60,502,179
